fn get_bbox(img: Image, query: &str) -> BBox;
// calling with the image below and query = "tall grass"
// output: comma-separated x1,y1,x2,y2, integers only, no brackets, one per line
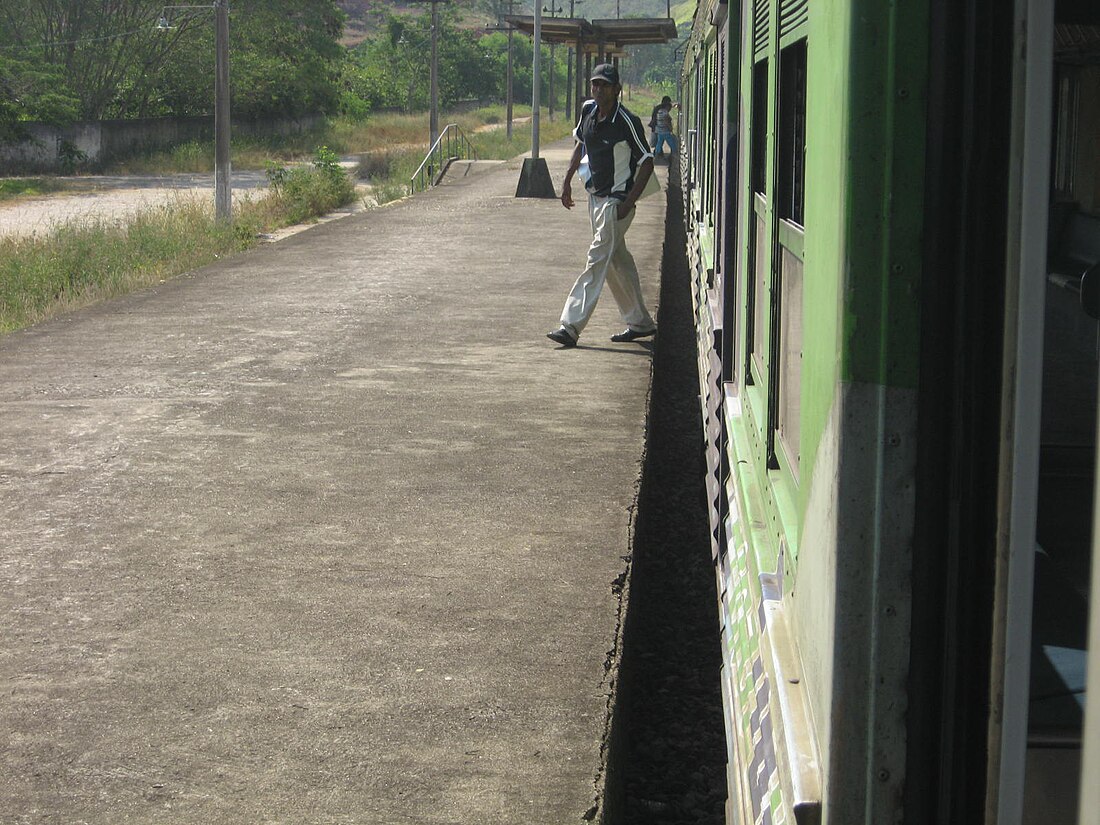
0,201,242,332
0,162,357,333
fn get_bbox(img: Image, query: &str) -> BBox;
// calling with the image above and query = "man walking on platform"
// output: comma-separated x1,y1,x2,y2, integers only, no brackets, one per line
650,95,679,159
546,64,658,348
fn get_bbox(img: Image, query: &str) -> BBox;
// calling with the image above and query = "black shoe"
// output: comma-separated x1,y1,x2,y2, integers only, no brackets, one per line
610,328,655,343
546,328,577,347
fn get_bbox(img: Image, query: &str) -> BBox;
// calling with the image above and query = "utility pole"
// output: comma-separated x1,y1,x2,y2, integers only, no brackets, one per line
156,3,232,223
566,0,581,124
515,0,554,197
531,1,541,159
506,0,514,139
213,0,231,223
544,4,561,122
565,45,572,125
429,0,440,147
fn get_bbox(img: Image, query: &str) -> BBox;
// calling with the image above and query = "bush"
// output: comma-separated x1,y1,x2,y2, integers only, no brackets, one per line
170,141,210,171
264,145,356,225
57,140,88,174
356,150,397,181
370,182,409,206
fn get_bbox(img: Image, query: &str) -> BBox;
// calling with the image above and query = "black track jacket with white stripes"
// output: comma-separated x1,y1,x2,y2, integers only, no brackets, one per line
573,99,654,201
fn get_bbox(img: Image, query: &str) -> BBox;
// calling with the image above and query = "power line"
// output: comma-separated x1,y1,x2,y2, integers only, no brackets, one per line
1,22,163,53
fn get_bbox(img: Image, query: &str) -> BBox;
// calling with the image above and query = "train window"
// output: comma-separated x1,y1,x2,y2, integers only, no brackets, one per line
750,61,769,196
777,39,807,226
707,48,720,237
701,52,713,231
713,44,724,266
773,38,807,476
718,29,738,384
747,60,770,382
776,240,803,476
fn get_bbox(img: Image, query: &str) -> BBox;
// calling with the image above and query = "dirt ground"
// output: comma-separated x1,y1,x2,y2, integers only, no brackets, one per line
0,171,272,239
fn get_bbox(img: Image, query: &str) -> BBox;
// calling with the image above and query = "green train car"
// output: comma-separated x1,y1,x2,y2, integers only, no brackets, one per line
676,0,1100,822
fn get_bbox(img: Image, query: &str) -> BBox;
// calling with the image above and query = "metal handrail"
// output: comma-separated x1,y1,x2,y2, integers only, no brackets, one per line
409,123,479,195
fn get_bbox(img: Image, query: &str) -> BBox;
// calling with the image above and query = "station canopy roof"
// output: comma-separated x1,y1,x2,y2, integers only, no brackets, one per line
503,15,677,49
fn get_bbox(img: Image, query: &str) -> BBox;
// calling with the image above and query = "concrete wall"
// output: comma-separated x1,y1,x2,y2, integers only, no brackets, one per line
0,114,322,173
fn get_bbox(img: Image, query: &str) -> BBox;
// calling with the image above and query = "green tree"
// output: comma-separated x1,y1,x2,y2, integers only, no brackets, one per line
149,0,346,119
229,0,346,118
0,0,193,120
0,54,79,141
0,0,346,123
476,30,566,110
346,10,498,113
345,9,568,116
345,15,426,112
622,21,690,89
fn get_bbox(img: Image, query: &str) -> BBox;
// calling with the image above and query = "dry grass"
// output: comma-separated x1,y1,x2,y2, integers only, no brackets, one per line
0,167,356,334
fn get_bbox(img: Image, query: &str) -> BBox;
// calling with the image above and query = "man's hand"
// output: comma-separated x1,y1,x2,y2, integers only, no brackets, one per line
561,179,575,210
616,201,634,220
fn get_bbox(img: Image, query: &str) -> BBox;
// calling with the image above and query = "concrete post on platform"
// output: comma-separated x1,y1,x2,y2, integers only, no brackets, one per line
515,155,556,198
516,1,555,198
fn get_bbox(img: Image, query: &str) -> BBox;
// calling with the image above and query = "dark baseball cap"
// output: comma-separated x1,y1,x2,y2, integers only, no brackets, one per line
590,63,620,85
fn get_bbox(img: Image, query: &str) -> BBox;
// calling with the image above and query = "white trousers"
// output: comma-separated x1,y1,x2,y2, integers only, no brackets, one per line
559,195,657,340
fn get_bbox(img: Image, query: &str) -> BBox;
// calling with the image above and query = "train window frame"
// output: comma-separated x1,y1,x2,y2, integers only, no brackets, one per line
702,49,712,227
707,43,721,257
750,60,770,196
718,26,739,386
750,193,770,388
746,58,771,392
772,36,808,480
777,38,807,228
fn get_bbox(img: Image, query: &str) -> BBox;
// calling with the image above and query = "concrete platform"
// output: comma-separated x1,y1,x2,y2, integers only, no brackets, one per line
0,142,666,824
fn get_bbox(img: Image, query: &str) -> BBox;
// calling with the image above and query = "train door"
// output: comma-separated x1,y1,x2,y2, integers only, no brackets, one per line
995,0,1055,819
1022,1,1100,821
976,0,1098,821
912,0,1097,822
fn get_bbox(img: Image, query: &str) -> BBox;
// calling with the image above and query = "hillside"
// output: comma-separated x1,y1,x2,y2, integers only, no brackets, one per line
336,0,684,47
337,1,421,47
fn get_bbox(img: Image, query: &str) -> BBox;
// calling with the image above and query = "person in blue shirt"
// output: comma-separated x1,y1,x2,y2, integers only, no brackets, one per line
649,96,679,159
546,64,658,348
